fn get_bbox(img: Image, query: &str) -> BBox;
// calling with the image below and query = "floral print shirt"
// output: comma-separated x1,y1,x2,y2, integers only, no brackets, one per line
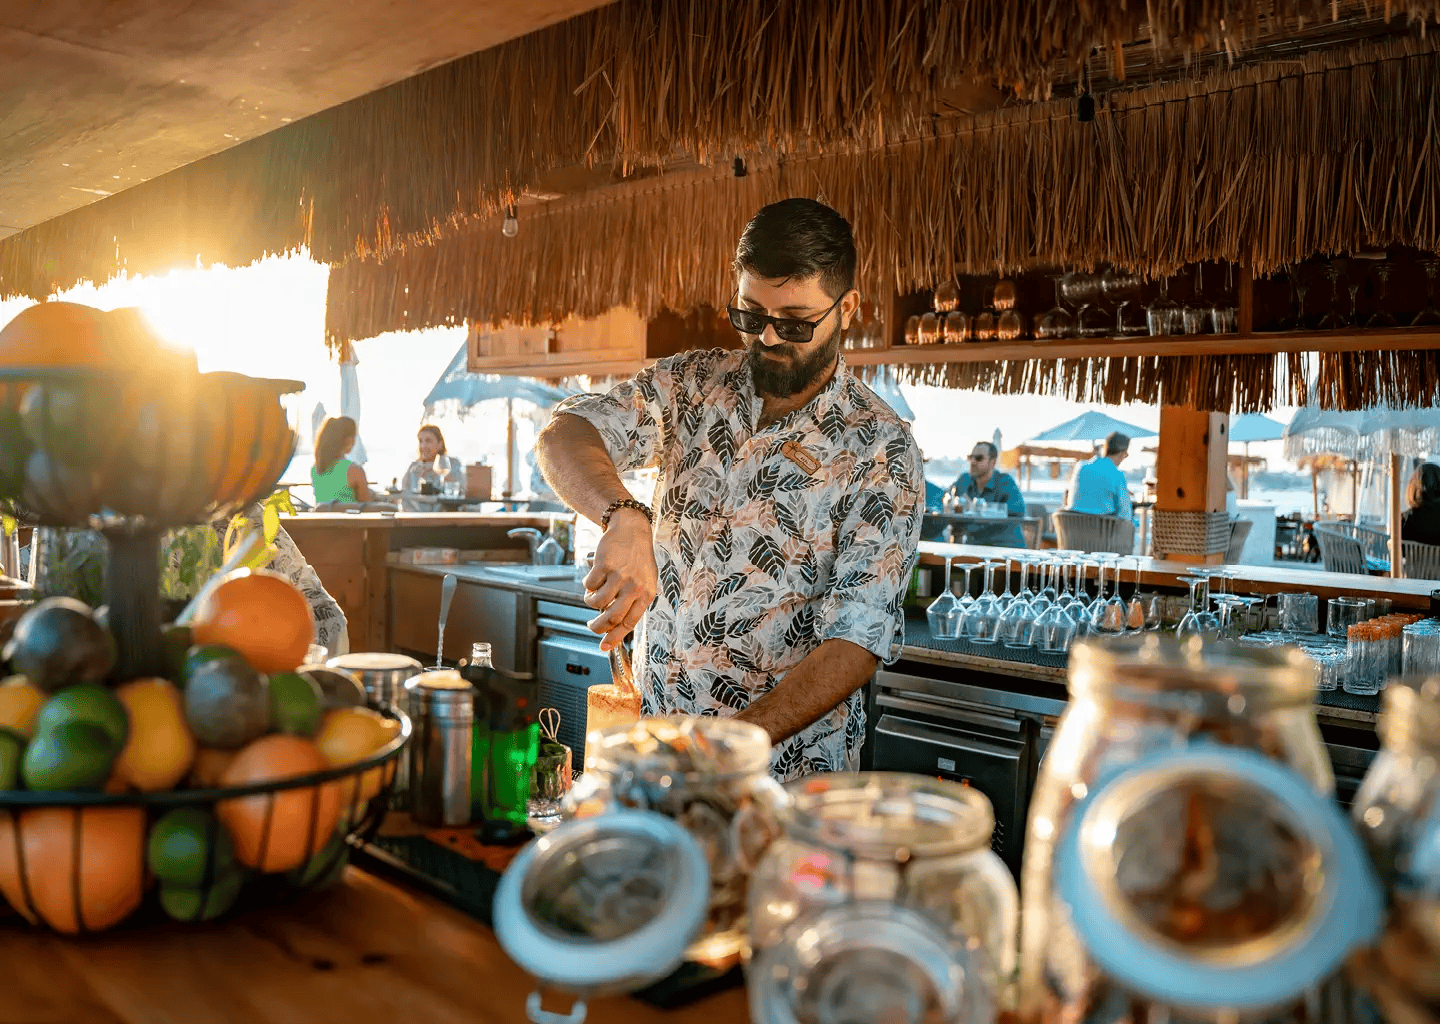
558,349,924,780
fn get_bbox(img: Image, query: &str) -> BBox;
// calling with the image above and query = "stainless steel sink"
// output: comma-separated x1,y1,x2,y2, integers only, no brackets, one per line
483,564,582,585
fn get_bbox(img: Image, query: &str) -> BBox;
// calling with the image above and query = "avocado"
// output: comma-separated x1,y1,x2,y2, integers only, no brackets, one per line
184,658,269,749
2,597,115,693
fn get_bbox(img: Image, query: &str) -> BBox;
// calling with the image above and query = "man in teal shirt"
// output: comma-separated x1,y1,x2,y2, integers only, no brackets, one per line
950,441,1026,548
1067,431,1135,520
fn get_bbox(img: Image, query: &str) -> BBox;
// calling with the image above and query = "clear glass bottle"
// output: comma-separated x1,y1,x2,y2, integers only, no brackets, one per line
564,716,787,970
1352,677,1440,1020
748,772,1018,1024
1019,637,1335,1023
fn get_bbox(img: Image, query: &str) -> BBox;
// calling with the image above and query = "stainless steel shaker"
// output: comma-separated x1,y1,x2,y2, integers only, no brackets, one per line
328,652,425,807
404,668,474,827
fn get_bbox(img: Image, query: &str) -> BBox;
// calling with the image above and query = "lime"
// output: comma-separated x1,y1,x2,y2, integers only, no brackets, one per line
22,721,116,790
184,644,242,683
286,831,348,890
162,625,194,685
0,727,23,789
33,684,129,748
147,807,237,887
268,671,323,737
158,866,245,923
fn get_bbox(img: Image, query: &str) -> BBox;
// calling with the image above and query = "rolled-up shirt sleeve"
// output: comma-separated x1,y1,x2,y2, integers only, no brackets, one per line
553,355,694,473
819,428,926,664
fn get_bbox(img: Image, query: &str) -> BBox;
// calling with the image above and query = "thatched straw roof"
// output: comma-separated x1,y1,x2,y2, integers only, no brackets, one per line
0,0,1436,300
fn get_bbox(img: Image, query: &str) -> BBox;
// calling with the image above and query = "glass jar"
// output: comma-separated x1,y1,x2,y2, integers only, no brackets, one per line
1020,636,1337,1023
1352,677,1440,1019
564,716,787,969
748,772,1017,1024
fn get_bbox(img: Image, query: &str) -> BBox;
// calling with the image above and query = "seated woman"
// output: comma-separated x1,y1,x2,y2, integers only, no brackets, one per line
400,424,465,512
1402,463,1440,547
311,416,371,506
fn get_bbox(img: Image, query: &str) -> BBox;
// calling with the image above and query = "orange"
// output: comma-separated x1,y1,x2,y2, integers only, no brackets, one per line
216,735,341,872
113,678,196,792
191,568,314,674
188,747,238,789
0,806,147,933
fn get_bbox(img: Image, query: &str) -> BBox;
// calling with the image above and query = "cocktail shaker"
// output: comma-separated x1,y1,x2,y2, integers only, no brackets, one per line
404,668,474,827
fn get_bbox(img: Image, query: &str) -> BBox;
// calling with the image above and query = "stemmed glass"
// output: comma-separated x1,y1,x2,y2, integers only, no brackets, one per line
1366,263,1399,328
1311,263,1346,331
1145,278,1182,336
926,557,964,640
1412,259,1440,328
1123,556,1149,635
964,561,1003,645
1029,558,1056,618
1105,269,1148,337
1088,557,1127,636
1035,562,1079,654
999,560,1036,649
1036,276,1075,340
1175,576,1221,640
1054,553,1082,614
994,557,1018,615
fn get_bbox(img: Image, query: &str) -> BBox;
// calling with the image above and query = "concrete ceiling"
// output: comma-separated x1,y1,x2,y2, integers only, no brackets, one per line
0,0,612,240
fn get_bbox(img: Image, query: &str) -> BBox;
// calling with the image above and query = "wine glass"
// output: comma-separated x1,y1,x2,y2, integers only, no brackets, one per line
1145,277,1182,336
1175,576,1221,640
1366,263,1399,328
918,311,941,345
933,280,960,313
1035,561,1079,654
926,557,964,640
1029,557,1055,618
994,556,1017,615
999,560,1036,649
1311,262,1346,331
1123,556,1148,635
1094,556,1129,636
1412,259,1440,327
904,315,921,345
1036,276,1075,340
964,561,1003,645
943,310,970,344
1105,269,1148,337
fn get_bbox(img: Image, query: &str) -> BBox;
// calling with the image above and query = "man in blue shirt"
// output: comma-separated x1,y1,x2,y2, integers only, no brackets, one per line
1067,431,1135,521
950,441,1027,547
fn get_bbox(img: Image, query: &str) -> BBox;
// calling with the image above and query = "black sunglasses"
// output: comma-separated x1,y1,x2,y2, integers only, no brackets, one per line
726,290,845,343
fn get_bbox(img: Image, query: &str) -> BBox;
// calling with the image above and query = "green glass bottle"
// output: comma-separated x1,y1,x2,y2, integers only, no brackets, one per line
464,642,493,825
465,641,539,844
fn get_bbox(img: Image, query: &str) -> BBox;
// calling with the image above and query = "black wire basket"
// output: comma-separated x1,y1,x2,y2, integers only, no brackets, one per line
0,706,410,933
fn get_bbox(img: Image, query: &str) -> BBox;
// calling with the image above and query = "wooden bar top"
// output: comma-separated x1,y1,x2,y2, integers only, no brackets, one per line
918,541,1438,609
0,867,749,1024
282,511,564,529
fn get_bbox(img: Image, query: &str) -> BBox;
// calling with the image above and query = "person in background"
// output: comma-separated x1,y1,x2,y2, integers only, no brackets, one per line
400,424,466,511
1402,462,1440,547
949,441,1026,547
1066,431,1134,521
311,416,371,505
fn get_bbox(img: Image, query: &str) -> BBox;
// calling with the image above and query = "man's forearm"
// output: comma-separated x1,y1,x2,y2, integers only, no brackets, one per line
735,638,879,744
535,413,634,525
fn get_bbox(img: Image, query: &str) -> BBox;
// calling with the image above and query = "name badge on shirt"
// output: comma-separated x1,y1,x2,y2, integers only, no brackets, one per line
781,440,821,475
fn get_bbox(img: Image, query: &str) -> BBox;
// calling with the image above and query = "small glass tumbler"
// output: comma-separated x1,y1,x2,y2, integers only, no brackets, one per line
1328,596,1370,639
1277,593,1319,634
527,739,572,832
306,644,329,665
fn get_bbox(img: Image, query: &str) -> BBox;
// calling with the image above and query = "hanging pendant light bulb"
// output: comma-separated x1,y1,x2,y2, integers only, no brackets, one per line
502,205,519,238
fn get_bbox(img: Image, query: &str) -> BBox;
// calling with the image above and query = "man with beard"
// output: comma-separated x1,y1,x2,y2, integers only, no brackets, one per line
535,198,924,779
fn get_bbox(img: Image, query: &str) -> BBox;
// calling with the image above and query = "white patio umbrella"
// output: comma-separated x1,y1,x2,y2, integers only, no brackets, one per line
339,343,368,466
1229,413,1287,498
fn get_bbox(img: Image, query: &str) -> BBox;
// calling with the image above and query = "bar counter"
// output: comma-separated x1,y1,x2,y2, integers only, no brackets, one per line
0,866,749,1024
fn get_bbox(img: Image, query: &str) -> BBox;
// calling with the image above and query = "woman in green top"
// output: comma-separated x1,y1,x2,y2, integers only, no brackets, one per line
311,416,372,505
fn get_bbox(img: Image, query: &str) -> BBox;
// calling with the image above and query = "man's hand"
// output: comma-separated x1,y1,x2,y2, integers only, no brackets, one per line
583,507,658,652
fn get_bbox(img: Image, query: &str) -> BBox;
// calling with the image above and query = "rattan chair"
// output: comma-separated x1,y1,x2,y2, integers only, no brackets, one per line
1402,540,1440,580
1324,520,1390,562
1225,519,1254,564
1053,511,1135,555
1313,524,1368,575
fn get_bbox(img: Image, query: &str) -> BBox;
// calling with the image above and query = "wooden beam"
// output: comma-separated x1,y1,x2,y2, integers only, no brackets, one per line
1154,406,1228,564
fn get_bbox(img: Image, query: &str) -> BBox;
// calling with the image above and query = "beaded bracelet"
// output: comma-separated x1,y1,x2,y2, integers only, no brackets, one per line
601,498,655,530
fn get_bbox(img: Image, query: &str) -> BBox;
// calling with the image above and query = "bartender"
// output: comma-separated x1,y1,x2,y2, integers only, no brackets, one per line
536,198,924,780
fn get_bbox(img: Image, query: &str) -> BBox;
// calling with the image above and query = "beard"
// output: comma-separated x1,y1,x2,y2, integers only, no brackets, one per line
747,319,842,398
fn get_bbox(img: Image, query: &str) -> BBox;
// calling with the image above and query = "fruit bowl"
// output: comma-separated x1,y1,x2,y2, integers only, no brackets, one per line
0,366,302,680
0,705,410,933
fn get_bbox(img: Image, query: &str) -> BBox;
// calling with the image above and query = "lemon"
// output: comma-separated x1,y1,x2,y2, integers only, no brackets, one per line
316,707,395,811
0,676,45,738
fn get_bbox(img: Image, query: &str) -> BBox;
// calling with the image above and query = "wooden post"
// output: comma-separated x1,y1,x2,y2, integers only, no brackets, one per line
1154,406,1229,564
1391,452,1403,578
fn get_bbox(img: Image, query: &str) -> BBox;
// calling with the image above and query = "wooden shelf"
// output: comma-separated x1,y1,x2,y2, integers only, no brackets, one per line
846,326,1440,365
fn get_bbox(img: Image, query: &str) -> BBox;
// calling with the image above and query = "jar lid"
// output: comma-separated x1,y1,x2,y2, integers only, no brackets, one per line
1056,746,1382,1012
586,716,772,780
782,771,994,861
1069,635,1316,708
327,652,422,673
493,810,710,996
748,903,973,1024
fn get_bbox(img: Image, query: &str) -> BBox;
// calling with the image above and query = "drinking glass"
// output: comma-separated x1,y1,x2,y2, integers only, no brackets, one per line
1180,304,1206,335
933,280,960,313
904,315,921,345
996,307,1027,341
1035,277,1075,340
972,309,997,342
1327,596,1369,639
964,561,1003,645
1311,262,1346,331
1175,576,1221,640
1209,306,1237,334
999,560,1036,649
1028,558,1055,618
1412,258,1440,327
1035,562,1079,654
1277,275,1305,332
1277,592,1319,633
1366,263,1399,328
1104,270,1147,337
1347,279,1365,328
1123,556,1148,634
994,556,1017,615
862,317,885,349
943,310,970,344
1145,277,1183,336
1089,558,1128,636
926,557,964,640
918,311,941,345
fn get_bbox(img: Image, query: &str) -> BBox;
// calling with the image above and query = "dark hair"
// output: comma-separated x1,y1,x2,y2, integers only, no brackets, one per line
315,416,357,475
1408,462,1440,509
733,198,857,299
972,441,998,460
418,423,447,455
1105,432,1130,456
